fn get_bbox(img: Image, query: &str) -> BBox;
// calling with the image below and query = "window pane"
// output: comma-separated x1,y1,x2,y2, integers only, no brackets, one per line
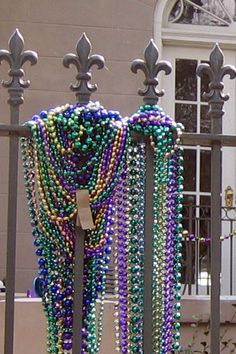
181,195,196,286
183,195,196,205
200,195,211,207
182,195,196,234
175,103,197,132
200,105,211,133
199,194,211,294
183,149,196,191
199,196,211,239
175,59,197,101
200,150,211,192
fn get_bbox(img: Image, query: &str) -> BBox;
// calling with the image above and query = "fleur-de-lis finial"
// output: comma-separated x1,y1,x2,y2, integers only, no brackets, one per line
63,33,105,103
197,43,236,132
131,39,172,105
0,29,38,106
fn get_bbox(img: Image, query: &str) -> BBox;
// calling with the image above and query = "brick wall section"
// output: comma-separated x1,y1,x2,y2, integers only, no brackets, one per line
0,0,155,292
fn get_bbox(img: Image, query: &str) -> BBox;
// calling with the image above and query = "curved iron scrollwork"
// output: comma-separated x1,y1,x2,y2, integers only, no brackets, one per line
63,33,105,103
222,206,236,221
131,39,172,105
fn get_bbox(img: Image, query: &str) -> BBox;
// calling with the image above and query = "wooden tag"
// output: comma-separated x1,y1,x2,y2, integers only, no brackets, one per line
76,189,95,230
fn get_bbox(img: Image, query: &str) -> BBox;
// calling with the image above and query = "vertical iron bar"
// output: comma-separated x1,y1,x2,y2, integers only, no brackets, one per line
230,221,233,295
188,202,193,295
210,140,221,353
210,83,222,354
196,44,236,354
196,215,200,295
186,242,191,295
130,41,172,353
196,239,199,295
206,239,210,296
143,140,154,354
4,105,19,354
188,243,192,295
206,214,210,296
182,239,187,296
63,34,104,353
0,29,37,354
72,227,85,354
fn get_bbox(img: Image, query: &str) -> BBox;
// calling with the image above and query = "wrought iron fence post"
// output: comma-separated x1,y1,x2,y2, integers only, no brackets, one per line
131,39,172,353
197,43,236,354
63,33,105,354
0,29,37,354
230,221,233,295
187,197,193,295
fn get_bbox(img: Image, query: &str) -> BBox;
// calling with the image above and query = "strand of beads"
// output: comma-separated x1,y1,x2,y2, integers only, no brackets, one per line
158,147,183,353
82,200,115,353
183,232,233,242
170,148,184,352
127,141,145,354
128,104,184,354
153,109,183,353
29,111,76,353
113,140,145,354
114,167,130,354
21,136,73,353
152,133,169,353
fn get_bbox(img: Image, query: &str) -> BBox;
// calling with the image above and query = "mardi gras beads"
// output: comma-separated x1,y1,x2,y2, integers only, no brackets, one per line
126,104,184,353
22,101,184,354
22,101,127,353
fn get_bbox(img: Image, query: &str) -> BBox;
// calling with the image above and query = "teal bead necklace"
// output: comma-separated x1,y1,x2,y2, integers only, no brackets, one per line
120,104,184,354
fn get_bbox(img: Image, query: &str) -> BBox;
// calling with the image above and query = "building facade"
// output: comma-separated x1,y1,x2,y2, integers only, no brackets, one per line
0,0,156,292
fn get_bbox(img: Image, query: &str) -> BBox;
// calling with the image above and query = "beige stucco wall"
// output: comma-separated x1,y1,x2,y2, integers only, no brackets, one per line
1,296,236,354
0,0,156,292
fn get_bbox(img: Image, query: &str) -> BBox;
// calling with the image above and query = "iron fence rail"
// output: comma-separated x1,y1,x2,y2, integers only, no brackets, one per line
182,203,236,297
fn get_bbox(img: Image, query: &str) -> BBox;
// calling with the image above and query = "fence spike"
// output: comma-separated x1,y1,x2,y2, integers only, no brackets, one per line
131,39,172,105
196,43,236,122
0,29,37,354
63,33,105,103
0,28,38,106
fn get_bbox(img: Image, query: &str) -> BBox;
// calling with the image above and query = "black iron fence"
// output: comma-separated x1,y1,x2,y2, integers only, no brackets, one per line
0,29,236,354
105,201,236,297
182,201,236,296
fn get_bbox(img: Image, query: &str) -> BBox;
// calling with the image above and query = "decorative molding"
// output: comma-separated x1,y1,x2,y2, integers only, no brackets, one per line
162,26,236,49
169,0,233,27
